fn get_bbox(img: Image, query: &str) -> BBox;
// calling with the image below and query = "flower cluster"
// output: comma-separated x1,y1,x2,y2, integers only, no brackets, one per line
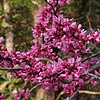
87,29,100,44
0,37,4,44
0,94,8,100
14,89,30,100
47,0,70,6
0,0,100,99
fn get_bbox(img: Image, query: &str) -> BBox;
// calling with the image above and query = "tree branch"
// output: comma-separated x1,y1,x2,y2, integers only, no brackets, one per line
79,90,100,95
55,91,64,100
88,73,100,80
86,1,93,31
44,0,58,17
82,51,100,62
30,84,40,92
0,67,24,71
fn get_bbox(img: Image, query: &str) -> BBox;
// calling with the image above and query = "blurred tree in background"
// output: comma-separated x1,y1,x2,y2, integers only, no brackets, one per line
0,0,100,100
0,0,45,51
61,0,100,30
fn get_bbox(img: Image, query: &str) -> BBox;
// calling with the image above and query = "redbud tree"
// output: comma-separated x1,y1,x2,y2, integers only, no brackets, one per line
0,0,100,100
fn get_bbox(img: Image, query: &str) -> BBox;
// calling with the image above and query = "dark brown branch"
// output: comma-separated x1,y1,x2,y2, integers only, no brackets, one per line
30,84,40,92
44,0,58,17
82,51,100,62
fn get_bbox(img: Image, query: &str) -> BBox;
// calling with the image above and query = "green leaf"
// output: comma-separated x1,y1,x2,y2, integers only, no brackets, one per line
1,19,9,28
0,4,3,15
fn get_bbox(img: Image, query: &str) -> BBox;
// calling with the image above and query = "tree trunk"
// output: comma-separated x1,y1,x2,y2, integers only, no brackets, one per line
3,0,13,52
5,31,13,52
31,0,45,24
35,87,54,100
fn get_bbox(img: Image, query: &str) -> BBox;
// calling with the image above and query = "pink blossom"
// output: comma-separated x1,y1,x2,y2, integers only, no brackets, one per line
14,89,30,100
0,37,4,43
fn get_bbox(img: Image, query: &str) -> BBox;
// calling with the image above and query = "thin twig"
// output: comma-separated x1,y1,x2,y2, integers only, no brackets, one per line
56,91,64,100
86,1,93,31
79,90,100,94
88,73,100,80
44,0,58,17
30,84,40,92
74,16,84,22
0,67,24,71
82,51,100,62
86,13,92,31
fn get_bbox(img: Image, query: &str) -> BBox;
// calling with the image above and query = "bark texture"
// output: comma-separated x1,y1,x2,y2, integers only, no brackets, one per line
3,0,13,52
